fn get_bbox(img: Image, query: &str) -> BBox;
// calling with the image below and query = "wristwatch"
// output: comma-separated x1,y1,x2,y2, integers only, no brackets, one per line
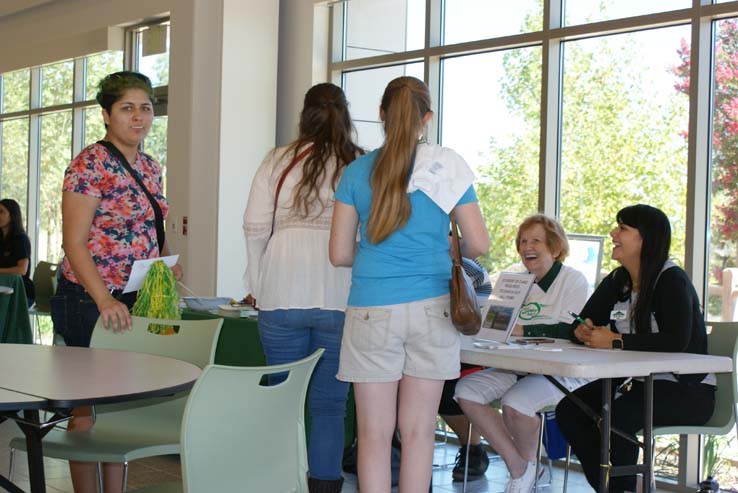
612,337,624,350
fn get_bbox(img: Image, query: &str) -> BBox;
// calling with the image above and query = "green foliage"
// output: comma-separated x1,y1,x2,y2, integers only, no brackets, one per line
1,118,29,225
1,69,30,113
40,61,73,107
477,1,688,275
703,433,736,479
39,111,71,262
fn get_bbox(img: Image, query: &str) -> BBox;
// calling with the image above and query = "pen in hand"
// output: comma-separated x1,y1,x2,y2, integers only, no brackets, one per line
568,310,590,327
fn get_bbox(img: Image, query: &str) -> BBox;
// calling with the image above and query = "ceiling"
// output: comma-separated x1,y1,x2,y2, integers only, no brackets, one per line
0,0,58,20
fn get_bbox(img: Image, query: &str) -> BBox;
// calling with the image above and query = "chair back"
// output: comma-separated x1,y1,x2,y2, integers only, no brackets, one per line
180,349,323,493
652,322,738,437
702,322,738,432
90,316,223,414
90,316,223,369
31,261,58,311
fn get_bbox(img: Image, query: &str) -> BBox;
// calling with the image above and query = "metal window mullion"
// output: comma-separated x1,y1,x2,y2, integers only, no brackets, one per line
540,0,563,217
327,4,335,81
684,1,713,304
426,54,441,145
27,67,41,268
427,0,442,48
124,28,136,71
71,58,85,156
679,1,714,489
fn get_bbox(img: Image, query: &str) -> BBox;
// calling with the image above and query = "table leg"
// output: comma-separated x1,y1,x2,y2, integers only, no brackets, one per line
0,474,25,493
642,375,654,493
18,410,46,493
599,378,612,493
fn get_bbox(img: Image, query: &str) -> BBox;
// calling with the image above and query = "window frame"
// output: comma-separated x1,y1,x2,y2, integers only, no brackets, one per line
326,0,738,489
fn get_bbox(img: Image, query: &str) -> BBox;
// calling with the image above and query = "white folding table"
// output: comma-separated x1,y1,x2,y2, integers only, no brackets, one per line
0,344,202,493
460,338,733,493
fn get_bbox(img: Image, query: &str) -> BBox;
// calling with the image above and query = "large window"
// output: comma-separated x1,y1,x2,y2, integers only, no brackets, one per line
559,26,691,274
0,118,29,226
328,0,738,488
343,63,424,150
441,48,542,272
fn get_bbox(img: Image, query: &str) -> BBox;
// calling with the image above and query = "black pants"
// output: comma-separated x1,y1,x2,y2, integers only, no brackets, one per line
555,378,715,492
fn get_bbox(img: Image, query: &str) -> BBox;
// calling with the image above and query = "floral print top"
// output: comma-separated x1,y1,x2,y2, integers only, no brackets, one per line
61,142,168,290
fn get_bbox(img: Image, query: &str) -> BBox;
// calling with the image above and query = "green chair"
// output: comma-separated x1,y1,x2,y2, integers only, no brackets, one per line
27,261,58,344
8,315,223,492
644,322,738,483
135,349,324,493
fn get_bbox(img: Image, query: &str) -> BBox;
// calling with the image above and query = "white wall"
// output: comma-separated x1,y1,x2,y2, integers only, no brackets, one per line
0,0,279,297
216,0,279,297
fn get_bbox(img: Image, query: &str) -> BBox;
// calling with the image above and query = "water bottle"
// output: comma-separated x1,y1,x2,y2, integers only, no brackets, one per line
696,476,719,493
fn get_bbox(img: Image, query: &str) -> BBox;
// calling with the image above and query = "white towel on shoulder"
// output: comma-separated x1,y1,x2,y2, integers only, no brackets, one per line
407,143,475,213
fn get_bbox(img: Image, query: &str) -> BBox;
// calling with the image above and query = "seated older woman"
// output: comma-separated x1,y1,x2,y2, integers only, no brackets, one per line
455,214,589,493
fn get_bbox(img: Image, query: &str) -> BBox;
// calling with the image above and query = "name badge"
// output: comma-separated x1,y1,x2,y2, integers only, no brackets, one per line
610,309,627,321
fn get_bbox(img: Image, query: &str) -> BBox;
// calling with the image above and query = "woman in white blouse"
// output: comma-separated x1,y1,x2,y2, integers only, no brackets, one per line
243,83,363,493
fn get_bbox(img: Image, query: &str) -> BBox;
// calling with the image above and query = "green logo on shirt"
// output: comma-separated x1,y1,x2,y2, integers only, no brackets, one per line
519,302,542,321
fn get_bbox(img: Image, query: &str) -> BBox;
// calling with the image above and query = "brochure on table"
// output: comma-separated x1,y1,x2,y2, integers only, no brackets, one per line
478,271,536,342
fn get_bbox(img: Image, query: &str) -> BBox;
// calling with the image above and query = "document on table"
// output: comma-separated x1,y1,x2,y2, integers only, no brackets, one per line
123,255,179,293
477,272,535,342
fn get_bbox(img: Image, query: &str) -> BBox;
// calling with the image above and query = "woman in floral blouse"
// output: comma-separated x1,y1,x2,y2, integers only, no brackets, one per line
52,71,181,493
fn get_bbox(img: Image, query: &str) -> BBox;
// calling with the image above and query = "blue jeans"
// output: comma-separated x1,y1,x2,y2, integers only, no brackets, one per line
258,309,349,481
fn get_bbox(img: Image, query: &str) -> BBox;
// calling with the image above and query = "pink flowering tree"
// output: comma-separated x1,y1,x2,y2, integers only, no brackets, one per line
673,19,738,272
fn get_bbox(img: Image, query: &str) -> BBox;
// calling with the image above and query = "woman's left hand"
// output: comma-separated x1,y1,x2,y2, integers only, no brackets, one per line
586,327,619,349
171,263,184,281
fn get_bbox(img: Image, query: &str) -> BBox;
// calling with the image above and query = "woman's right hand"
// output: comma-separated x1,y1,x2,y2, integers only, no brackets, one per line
574,318,594,343
97,296,132,332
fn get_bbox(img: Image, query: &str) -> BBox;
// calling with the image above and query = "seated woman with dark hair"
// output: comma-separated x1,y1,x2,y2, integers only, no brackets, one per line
0,198,34,305
556,204,715,493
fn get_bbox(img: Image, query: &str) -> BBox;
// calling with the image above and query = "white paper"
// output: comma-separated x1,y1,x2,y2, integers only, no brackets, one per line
478,272,536,342
123,255,179,293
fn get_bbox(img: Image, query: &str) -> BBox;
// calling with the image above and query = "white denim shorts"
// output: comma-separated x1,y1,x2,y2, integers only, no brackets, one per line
337,294,460,383
454,368,591,417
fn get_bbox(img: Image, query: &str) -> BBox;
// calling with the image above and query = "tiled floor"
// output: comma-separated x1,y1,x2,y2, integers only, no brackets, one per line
0,419,601,492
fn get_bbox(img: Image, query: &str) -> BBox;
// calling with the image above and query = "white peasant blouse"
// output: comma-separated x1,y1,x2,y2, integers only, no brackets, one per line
243,144,352,311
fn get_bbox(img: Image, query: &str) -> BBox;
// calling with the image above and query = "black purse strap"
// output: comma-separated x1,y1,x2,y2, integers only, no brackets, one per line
97,140,166,253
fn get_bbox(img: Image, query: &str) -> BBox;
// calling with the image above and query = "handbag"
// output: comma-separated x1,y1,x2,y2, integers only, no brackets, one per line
448,211,482,335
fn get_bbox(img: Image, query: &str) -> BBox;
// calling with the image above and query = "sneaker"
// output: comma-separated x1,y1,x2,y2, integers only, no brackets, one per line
504,461,537,493
452,444,490,481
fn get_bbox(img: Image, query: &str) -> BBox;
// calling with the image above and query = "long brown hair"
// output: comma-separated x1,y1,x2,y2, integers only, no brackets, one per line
367,76,431,243
286,83,363,217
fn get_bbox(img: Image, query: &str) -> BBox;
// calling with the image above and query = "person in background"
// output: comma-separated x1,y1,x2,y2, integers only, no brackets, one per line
54,71,182,493
439,257,491,481
556,204,715,493
455,214,589,493
330,76,489,493
0,198,34,305
243,82,363,493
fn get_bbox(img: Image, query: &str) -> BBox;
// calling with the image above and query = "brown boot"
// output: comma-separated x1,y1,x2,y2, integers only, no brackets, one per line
308,477,344,493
